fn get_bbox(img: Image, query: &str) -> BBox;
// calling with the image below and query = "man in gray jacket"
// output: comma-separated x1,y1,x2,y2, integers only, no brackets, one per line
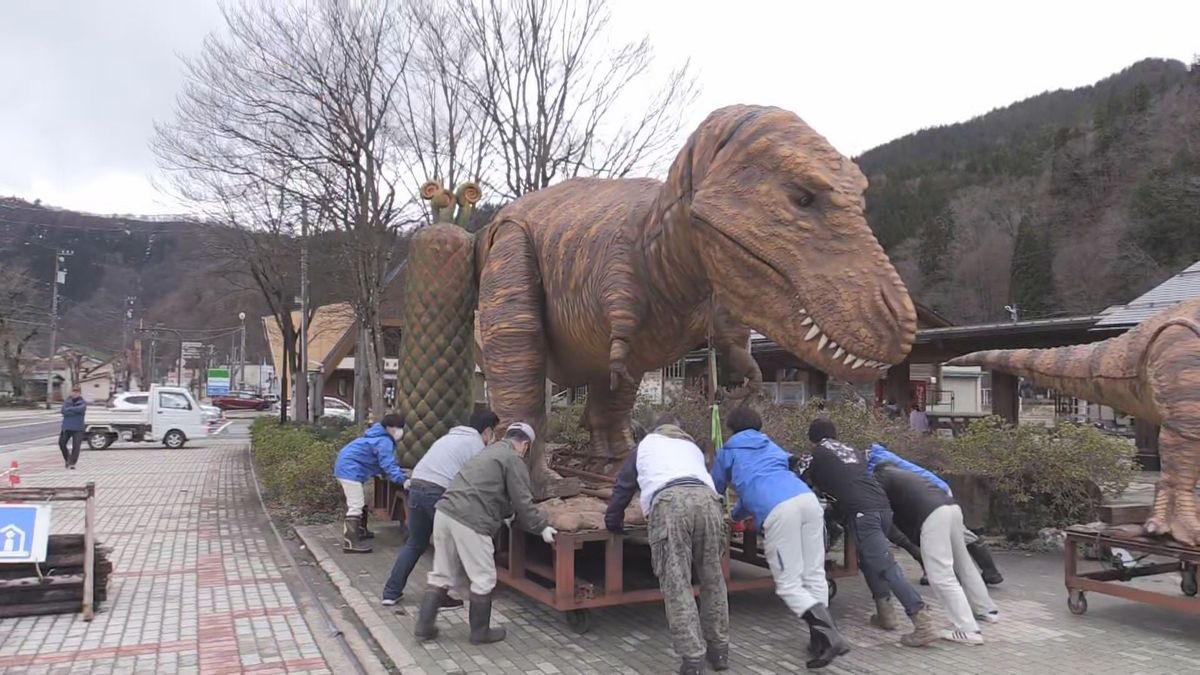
414,422,557,645
382,410,500,606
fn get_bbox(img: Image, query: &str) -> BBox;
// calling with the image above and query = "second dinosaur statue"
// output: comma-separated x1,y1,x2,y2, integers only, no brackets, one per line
950,298,1200,544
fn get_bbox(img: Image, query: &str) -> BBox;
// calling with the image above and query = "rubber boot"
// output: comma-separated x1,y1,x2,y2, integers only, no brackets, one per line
705,642,729,671
468,593,506,644
900,608,939,647
358,506,375,540
869,596,898,630
802,604,850,669
414,587,446,641
342,517,373,553
678,657,703,675
967,540,1003,585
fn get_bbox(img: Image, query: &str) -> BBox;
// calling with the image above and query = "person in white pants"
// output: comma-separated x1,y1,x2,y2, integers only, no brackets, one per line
874,462,998,645
711,407,849,669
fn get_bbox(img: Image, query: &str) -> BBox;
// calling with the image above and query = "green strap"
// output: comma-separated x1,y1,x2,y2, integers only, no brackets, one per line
711,402,723,448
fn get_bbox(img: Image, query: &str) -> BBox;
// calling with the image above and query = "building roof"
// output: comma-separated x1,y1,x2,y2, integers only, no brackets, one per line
1095,260,1200,327
914,314,1109,342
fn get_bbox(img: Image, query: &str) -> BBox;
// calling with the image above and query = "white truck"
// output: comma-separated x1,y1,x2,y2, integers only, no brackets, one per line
85,385,230,450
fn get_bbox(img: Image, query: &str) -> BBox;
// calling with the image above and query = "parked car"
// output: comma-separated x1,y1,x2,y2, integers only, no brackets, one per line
109,391,224,423
109,391,150,411
263,393,280,405
211,391,271,411
322,396,354,421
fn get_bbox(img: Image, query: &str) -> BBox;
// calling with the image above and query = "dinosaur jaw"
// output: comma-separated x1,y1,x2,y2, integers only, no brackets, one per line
693,214,913,382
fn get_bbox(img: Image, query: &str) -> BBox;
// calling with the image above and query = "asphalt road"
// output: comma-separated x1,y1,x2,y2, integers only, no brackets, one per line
0,415,61,449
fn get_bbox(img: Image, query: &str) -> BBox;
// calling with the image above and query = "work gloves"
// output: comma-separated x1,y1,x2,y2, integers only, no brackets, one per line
541,526,557,545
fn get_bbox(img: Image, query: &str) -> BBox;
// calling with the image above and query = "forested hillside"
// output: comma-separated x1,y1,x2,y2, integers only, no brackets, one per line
859,58,1200,323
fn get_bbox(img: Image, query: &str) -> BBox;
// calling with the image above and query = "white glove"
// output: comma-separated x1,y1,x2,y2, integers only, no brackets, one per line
403,479,412,491
503,516,514,528
541,526,557,545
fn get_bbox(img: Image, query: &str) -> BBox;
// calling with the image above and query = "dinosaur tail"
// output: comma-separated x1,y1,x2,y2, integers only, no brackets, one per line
947,339,1135,410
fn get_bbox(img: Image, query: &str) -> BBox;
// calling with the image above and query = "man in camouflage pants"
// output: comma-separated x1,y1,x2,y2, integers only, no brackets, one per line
605,415,729,675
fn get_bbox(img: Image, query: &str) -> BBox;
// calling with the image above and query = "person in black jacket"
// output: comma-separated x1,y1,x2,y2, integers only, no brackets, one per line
797,418,937,647
873,462,999,646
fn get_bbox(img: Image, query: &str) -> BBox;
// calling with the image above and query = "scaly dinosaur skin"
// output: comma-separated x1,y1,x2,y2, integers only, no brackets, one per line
950,298,1200,544
474,105,917,498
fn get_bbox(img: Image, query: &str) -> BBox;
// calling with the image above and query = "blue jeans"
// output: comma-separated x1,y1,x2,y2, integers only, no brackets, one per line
850,509,925,616
383,480,444,600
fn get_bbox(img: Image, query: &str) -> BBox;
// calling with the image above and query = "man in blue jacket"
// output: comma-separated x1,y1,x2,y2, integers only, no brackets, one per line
865,443,1003,586
712,407,848,670
333,413,408,553
59,386,87,469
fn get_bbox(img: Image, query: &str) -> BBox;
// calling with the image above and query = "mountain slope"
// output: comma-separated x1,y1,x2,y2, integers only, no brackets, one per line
858,58,1200,324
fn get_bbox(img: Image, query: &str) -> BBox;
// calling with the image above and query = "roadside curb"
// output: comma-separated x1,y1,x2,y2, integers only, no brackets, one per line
295,526,425,675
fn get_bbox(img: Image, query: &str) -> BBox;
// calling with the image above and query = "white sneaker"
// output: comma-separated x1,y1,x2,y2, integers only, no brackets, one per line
942,629,984,645
976,611,1000,624
380,597,400,606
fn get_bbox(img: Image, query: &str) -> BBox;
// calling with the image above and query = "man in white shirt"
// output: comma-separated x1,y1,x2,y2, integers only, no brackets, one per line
605,415,729,675
381,410,500,605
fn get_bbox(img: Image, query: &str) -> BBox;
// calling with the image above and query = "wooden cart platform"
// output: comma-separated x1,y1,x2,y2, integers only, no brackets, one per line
1064,524,1200,615
495,520,858,633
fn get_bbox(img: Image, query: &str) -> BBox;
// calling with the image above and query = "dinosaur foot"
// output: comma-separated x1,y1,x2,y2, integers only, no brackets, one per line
532,466,582,501
1144,514,1200,546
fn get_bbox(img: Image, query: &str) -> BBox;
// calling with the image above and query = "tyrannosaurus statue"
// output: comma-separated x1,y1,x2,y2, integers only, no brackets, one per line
473,105,918,498
950,298,1200,544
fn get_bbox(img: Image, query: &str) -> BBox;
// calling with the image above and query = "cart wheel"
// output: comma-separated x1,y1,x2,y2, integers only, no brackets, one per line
827,579,838,602
565,609,591,634
1182,566,1198,597
1067,590,1087,615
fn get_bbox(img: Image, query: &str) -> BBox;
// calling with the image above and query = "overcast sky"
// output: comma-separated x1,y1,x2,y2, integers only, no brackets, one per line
1,0,1196,215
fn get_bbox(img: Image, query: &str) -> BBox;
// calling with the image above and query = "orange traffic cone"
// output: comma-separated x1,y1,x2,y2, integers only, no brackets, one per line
7,460,18,487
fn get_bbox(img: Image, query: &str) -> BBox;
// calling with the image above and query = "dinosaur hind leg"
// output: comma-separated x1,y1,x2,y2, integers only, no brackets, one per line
479,224,580,500
582,377,642,473
1144,325,1200,545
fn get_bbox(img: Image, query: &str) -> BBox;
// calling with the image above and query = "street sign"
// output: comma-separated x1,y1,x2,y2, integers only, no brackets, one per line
0,504,52,563
206,367,231,396
182,341,204,359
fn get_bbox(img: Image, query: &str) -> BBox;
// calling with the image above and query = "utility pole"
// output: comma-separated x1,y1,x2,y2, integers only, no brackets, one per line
297,202,310,423
147,327,157,386
120,296,135,392
45,249,73,408
238,311,247,390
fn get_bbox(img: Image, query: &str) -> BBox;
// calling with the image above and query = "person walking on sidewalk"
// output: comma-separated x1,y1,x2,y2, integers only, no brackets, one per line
865,443,1004,586
605,415,729,675
414,422,556,645
711,407,848,670
873,462,999,645
796,418,938,647
381,409,500,607
58,387,86,469
333,413,408,554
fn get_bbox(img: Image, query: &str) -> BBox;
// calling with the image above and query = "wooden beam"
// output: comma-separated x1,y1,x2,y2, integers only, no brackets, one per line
991,372,1019,424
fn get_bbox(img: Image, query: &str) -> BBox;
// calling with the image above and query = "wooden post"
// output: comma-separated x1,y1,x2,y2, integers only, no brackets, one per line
885,360,911,411
82,481,95,621
991,371,1020,424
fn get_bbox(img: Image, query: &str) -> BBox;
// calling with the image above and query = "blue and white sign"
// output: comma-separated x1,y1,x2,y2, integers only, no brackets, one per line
0,504,52,563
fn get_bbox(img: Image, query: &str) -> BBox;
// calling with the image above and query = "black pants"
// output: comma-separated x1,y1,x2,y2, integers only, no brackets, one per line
58,430,83,467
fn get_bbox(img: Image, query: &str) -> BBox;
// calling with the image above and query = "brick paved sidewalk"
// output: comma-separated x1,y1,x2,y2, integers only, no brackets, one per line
301,518,1200,675
0,440,331,675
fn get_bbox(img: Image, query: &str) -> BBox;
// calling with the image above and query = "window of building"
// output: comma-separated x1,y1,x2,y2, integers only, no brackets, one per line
664,359,686,381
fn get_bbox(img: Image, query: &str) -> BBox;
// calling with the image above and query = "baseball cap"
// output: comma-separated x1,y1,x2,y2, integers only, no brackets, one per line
508,422,536,444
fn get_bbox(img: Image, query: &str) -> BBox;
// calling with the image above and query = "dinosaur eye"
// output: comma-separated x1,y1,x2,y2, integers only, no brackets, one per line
794,190,815,208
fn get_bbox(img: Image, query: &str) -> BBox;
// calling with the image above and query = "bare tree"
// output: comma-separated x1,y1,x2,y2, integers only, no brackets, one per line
0,269,43,399
154,0,414,419
449,0,699,200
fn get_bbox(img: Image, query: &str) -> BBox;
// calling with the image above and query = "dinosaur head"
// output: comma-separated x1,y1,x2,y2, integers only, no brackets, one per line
680,105,916,382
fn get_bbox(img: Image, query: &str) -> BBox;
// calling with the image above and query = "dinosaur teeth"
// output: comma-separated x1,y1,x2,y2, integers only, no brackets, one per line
829,341,838,351
833,347,844,360
801,317,813,327
818,334,828,350
843,352,855,364
852,357,866,369
805,325,821,341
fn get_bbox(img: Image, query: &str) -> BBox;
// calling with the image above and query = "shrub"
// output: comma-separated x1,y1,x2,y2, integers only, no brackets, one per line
250,417,362,522
946,416,1138,532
